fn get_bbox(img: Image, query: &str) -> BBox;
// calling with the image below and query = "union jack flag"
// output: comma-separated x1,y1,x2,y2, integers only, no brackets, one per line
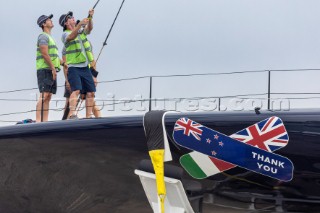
230,116,288,152
174,118,203,141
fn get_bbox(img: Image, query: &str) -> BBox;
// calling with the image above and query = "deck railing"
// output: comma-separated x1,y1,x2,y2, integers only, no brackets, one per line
0,69,319,123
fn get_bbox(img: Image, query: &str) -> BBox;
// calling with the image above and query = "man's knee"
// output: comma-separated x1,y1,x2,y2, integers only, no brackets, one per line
41,92,52,102
71,90,80,97
86,92,94,98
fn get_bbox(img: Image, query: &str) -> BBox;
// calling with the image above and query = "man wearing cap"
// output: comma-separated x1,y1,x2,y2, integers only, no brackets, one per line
60,10,96,119
61,20,101,119
35,14,60,122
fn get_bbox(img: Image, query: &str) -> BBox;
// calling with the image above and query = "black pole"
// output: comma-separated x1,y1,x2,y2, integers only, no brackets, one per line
92,0,101,9
267,70,271,110
41,92,44,122
62,101,70,120
95,0,126,64
88,0,101,18
218,98,221,111
149,77,152,111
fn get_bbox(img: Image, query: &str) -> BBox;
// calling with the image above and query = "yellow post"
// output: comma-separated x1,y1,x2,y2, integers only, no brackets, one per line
149,149,166,213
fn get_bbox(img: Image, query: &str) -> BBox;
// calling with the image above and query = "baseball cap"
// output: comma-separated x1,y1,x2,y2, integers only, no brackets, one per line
59,11,73,27
37,14,53,27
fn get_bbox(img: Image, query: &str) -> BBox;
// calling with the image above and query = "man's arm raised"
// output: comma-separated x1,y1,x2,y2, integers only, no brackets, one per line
85,9,94,35
66,18,89,42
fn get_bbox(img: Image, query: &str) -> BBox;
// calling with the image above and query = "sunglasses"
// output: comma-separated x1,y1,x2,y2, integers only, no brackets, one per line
66,15,74,21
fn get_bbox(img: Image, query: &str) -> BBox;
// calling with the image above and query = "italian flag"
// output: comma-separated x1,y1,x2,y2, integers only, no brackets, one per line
180,151,235,179
179,125,246,179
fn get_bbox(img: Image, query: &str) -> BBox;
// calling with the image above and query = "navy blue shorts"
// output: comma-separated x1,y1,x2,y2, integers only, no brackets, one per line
67,66,96,93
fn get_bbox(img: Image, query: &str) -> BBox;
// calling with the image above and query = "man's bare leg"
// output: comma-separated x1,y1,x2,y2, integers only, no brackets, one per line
92,101,101,118
69,90,80,118
86,92,94,118
43,100,50,121
36,92,52,122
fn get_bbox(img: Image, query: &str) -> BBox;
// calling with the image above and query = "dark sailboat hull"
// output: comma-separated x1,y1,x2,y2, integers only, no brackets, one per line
0,117,150,213
0,109,319,212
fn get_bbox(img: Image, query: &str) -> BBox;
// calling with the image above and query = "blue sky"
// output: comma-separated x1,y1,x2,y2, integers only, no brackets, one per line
0,0,320,125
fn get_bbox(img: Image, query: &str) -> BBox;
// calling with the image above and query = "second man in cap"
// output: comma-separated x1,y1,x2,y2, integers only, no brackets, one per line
60,10,96,119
